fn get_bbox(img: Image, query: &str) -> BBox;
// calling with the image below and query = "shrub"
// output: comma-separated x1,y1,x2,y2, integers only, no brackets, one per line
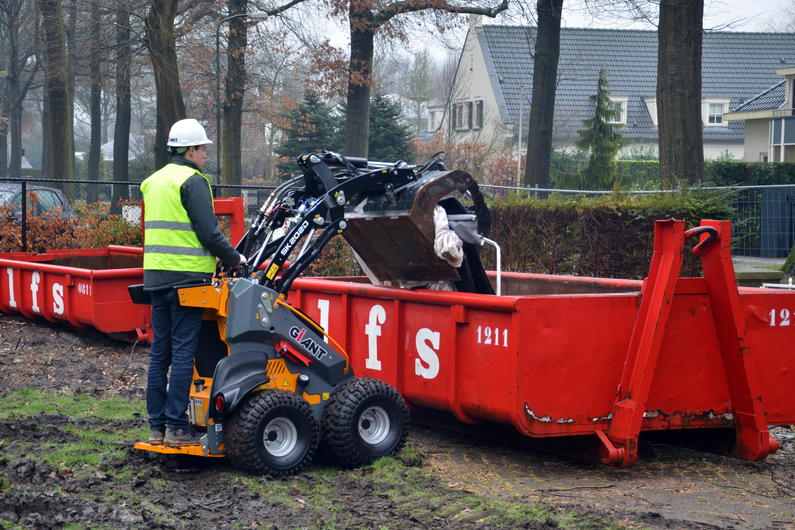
302,236,363,277
72,200,142,248
0,194,79,253
481,188,734,279
704,161,795,186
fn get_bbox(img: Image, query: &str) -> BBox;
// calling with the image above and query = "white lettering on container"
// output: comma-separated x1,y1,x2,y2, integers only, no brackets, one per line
365,305,386,370
415,328,440,379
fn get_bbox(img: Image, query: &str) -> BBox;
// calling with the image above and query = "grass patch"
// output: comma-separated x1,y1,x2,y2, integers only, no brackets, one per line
1,388,146,421
37,442,125,468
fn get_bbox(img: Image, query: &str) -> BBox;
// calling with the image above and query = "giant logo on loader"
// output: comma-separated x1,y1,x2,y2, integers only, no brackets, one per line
288,326,328,360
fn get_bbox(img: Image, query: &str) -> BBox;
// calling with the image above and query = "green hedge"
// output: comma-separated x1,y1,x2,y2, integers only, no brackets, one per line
704,161,795,186
551,155,795,188
481,188,734,279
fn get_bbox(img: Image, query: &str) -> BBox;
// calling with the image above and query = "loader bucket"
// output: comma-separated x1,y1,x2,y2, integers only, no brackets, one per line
342,168,485,285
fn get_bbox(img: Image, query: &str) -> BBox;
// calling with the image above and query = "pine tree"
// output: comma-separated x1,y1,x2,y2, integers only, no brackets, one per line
572,66,624,190
275,90,343,178
367,92,414,163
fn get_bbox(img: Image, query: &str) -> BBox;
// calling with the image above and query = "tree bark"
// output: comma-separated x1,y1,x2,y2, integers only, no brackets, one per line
523,0,563,189
657,0,704,187
0,123,6,180
344,4,375,158
41,77,50,179
87,1,102,204
145,0,186,140
65,0,77,179
40,0,74,188
154,103,168,170
222,0,247,194
112,1,132,214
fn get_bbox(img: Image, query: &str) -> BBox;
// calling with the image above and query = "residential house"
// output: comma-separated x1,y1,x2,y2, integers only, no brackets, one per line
442,19,795,159
724,67,795,162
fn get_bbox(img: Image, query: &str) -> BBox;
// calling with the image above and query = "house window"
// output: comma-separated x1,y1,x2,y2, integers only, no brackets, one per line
466,102,473,129
703,99,729,126
607,97,628,124
475,101,484,128
708,104,724,124
456,103,465,129
760,152,769,162
608,102,623,123
429,112,436,131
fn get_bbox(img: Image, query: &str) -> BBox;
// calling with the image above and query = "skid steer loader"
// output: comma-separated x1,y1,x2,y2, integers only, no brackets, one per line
131,151,492,476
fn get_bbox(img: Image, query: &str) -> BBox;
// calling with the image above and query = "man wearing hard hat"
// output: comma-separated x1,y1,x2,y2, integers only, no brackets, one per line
140,118,245,448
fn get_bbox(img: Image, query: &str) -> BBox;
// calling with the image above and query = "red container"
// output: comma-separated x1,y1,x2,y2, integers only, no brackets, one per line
0,245,150,341
287,220,790,467
0,198,245,342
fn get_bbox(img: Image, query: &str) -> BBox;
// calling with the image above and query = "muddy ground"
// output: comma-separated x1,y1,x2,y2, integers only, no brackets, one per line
1,313,794,529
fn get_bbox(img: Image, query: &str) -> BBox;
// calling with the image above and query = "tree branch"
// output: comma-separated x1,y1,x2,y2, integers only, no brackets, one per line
265,0,309,18
374,0,508,25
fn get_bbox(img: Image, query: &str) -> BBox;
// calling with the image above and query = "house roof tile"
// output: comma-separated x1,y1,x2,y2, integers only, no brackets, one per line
731,80,787,112
479,26,795,142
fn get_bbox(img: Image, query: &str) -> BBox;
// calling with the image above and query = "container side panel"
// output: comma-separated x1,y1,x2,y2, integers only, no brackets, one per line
646,293,732,420
515,295,639,437
740,290,795,425
457,309,516,424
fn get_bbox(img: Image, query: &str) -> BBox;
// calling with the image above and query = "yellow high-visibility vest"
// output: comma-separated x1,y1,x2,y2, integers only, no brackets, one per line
140,164,215,273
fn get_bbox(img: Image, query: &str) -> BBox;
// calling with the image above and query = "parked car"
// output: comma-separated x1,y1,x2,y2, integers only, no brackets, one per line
0,184,77,220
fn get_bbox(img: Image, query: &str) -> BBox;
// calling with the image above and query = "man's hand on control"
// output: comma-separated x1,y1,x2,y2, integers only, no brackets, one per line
239,253,247,265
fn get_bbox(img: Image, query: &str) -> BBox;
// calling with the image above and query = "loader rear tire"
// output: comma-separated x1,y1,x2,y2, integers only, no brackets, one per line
226,389,318,477
322,378,409,468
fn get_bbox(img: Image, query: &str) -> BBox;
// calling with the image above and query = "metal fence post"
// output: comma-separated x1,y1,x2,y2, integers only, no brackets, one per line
21,180,26,252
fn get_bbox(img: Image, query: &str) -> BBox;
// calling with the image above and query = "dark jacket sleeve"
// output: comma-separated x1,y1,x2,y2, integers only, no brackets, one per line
180,174,240,266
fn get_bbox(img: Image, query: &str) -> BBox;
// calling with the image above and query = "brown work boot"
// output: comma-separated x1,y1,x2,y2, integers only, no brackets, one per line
148,428,165,446
164,426,202,447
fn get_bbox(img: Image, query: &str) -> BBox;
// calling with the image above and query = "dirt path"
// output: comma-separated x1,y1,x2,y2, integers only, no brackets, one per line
412,415,795,529
2,313,794,529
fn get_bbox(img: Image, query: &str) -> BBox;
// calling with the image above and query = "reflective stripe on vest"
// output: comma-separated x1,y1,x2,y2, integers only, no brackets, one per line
140,164,216,273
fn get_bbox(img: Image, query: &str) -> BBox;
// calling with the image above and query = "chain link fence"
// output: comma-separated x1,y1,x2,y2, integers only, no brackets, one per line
0,177,275,253
481,183,795,268
2,177,793,269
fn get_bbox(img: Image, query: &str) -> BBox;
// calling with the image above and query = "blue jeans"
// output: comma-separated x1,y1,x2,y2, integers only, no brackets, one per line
147,288,204,430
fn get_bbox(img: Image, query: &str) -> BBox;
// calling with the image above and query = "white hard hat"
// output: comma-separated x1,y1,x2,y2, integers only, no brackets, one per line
167,119,213,147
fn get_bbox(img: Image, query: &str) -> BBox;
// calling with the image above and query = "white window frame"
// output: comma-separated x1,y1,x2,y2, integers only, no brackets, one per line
702,98,730,127
644,97,658,127
607,96,628,125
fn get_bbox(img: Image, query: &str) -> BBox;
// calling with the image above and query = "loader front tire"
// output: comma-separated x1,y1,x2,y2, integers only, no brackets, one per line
322,378,409,468
226,389,318,477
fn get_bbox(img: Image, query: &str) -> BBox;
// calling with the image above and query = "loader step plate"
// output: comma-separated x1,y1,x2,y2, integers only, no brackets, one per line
134,441,225,458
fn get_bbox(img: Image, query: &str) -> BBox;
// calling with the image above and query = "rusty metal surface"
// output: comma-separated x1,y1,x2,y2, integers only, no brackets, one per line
343,169,479,285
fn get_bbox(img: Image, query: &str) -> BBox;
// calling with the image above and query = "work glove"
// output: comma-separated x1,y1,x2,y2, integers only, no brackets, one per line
239,253,247,265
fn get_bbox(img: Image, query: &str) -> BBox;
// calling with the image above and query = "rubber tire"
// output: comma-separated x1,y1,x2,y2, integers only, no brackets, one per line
226,389,318,477
322,378,409,468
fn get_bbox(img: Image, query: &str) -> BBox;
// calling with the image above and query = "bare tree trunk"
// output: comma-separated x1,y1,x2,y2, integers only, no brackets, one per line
145,0,186,138
154,103,168,170
41,0,74,190
523,0,563,189
87,1,102,204
222,0,247,195
66,0,77,180
0,123,6,179
344,8,375,158
41,80,50,179
8,102,22,179
112,0,132,214
657,0,704,187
